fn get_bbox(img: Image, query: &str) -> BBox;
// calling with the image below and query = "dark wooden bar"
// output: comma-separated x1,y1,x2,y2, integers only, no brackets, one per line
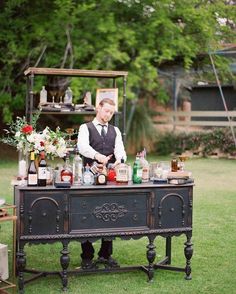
14,182,194,293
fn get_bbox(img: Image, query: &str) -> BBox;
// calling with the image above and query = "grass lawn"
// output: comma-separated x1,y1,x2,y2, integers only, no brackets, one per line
0,156,236,294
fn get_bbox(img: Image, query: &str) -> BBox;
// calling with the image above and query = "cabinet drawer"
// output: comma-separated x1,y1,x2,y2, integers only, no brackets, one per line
69,192,149,232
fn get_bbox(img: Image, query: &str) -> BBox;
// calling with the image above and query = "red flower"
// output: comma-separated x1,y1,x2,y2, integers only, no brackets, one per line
40,141,45,147
21,125,33,134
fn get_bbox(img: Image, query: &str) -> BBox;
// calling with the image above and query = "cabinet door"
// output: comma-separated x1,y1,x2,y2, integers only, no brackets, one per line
154,187,193,229
69,189,151,233
21,191,67,235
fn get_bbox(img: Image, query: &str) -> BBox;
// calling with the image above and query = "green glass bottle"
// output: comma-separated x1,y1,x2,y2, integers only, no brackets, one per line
132,154,142,184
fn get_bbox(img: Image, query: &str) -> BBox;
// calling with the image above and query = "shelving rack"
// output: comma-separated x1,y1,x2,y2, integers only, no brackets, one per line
24,67,128,142
0,204,17,294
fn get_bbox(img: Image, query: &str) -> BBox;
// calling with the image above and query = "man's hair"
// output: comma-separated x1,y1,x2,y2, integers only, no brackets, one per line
99,98,115,107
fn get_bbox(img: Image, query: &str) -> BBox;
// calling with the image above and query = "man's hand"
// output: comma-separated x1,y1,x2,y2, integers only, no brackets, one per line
94,153,112,165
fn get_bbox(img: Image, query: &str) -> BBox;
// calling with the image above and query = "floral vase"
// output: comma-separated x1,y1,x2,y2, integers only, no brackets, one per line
18,149,28,179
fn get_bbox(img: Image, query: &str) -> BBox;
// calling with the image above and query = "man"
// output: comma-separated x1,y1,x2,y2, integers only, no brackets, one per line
77,98,126,269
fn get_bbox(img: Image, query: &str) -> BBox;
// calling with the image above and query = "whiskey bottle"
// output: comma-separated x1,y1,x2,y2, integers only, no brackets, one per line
171,157,178,172
61,154,73,184
116,158,129,184
38,151,47,186
94,165,107,185
27,152,38,186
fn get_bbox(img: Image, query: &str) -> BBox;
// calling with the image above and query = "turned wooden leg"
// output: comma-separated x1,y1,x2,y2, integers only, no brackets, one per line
17,246,26,294
184,234,193,280
60,241,70,291
146,236,156,282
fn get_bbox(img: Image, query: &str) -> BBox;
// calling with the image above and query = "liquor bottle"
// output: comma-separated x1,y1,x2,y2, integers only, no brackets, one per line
171,157,178,172
116,158,129,184
73,149,83,185
132,154,142,184
61,154,73,184
64,87,73,104
27,152,38,186
38,151,47,186
83,164,94,185
140,149,150,183
94,165,107,185
107,163,116,182
40,86,47,105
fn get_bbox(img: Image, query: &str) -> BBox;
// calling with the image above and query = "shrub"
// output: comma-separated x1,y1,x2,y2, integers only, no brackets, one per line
155,128,236,157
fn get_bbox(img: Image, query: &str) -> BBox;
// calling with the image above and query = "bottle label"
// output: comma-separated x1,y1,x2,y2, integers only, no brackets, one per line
83,173,94,185
142,168,149,182
61,175,71,182
38,167,47,179
98,174,106,184
116,169,128,182
137,169,142,177
28,174,38,185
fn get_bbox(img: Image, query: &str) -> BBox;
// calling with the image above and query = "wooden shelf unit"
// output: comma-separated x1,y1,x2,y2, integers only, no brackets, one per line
0,204,17,294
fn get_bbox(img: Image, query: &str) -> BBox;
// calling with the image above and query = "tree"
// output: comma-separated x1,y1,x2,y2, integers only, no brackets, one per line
0,0,235,150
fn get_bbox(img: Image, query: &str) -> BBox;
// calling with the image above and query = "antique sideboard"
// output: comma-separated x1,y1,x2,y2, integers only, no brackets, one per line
14,182,194,293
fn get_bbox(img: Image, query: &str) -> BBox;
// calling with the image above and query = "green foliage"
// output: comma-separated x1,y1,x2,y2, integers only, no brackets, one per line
155,128,236,156
0,0,235,122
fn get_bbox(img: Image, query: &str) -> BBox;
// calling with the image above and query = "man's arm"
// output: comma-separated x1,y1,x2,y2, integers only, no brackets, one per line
114,127,127,164
77,124,97,159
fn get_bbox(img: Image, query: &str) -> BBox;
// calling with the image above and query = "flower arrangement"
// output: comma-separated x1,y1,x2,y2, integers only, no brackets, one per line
1,112,67,159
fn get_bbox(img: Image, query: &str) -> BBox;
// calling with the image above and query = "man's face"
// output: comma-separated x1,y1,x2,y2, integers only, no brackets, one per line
97,103,115,124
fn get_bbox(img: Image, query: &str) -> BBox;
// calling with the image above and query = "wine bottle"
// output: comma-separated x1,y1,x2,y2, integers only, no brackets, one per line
38,151,47,186
27,152,38,186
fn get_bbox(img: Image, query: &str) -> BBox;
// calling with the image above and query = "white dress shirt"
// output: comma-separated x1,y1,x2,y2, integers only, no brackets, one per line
77,118,127,162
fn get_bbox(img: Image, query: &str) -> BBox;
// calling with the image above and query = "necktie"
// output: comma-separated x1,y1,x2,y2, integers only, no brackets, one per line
100,124,106,139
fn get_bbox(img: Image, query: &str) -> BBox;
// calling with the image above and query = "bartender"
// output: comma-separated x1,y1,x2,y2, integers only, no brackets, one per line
77,97,126,269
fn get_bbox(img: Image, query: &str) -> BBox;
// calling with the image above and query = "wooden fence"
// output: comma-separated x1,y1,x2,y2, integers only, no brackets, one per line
155,111,236,127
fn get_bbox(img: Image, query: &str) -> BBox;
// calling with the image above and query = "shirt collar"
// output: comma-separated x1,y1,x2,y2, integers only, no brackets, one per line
93,118,108,128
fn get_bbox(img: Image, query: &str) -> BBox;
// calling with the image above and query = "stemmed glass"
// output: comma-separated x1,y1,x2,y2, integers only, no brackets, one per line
178,156,188,171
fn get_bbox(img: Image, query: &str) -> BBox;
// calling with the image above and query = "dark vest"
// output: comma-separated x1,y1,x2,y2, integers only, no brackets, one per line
83,122,117,166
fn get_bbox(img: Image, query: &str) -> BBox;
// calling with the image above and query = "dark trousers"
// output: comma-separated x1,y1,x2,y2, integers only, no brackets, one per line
81,239,112,260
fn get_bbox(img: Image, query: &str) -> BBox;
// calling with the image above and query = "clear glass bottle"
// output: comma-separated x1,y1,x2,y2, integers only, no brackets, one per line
61,154,73,184
38,151,47,186
140,151,150,183
116,158,129,184
132,154,142,184
27,152,38,186
64,87,73,104
40,86,47,104
83,164,94,185
73,149,83,185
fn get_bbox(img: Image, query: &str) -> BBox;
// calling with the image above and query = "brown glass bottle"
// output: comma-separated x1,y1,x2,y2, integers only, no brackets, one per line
38,151,47,186
171,158,178,172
